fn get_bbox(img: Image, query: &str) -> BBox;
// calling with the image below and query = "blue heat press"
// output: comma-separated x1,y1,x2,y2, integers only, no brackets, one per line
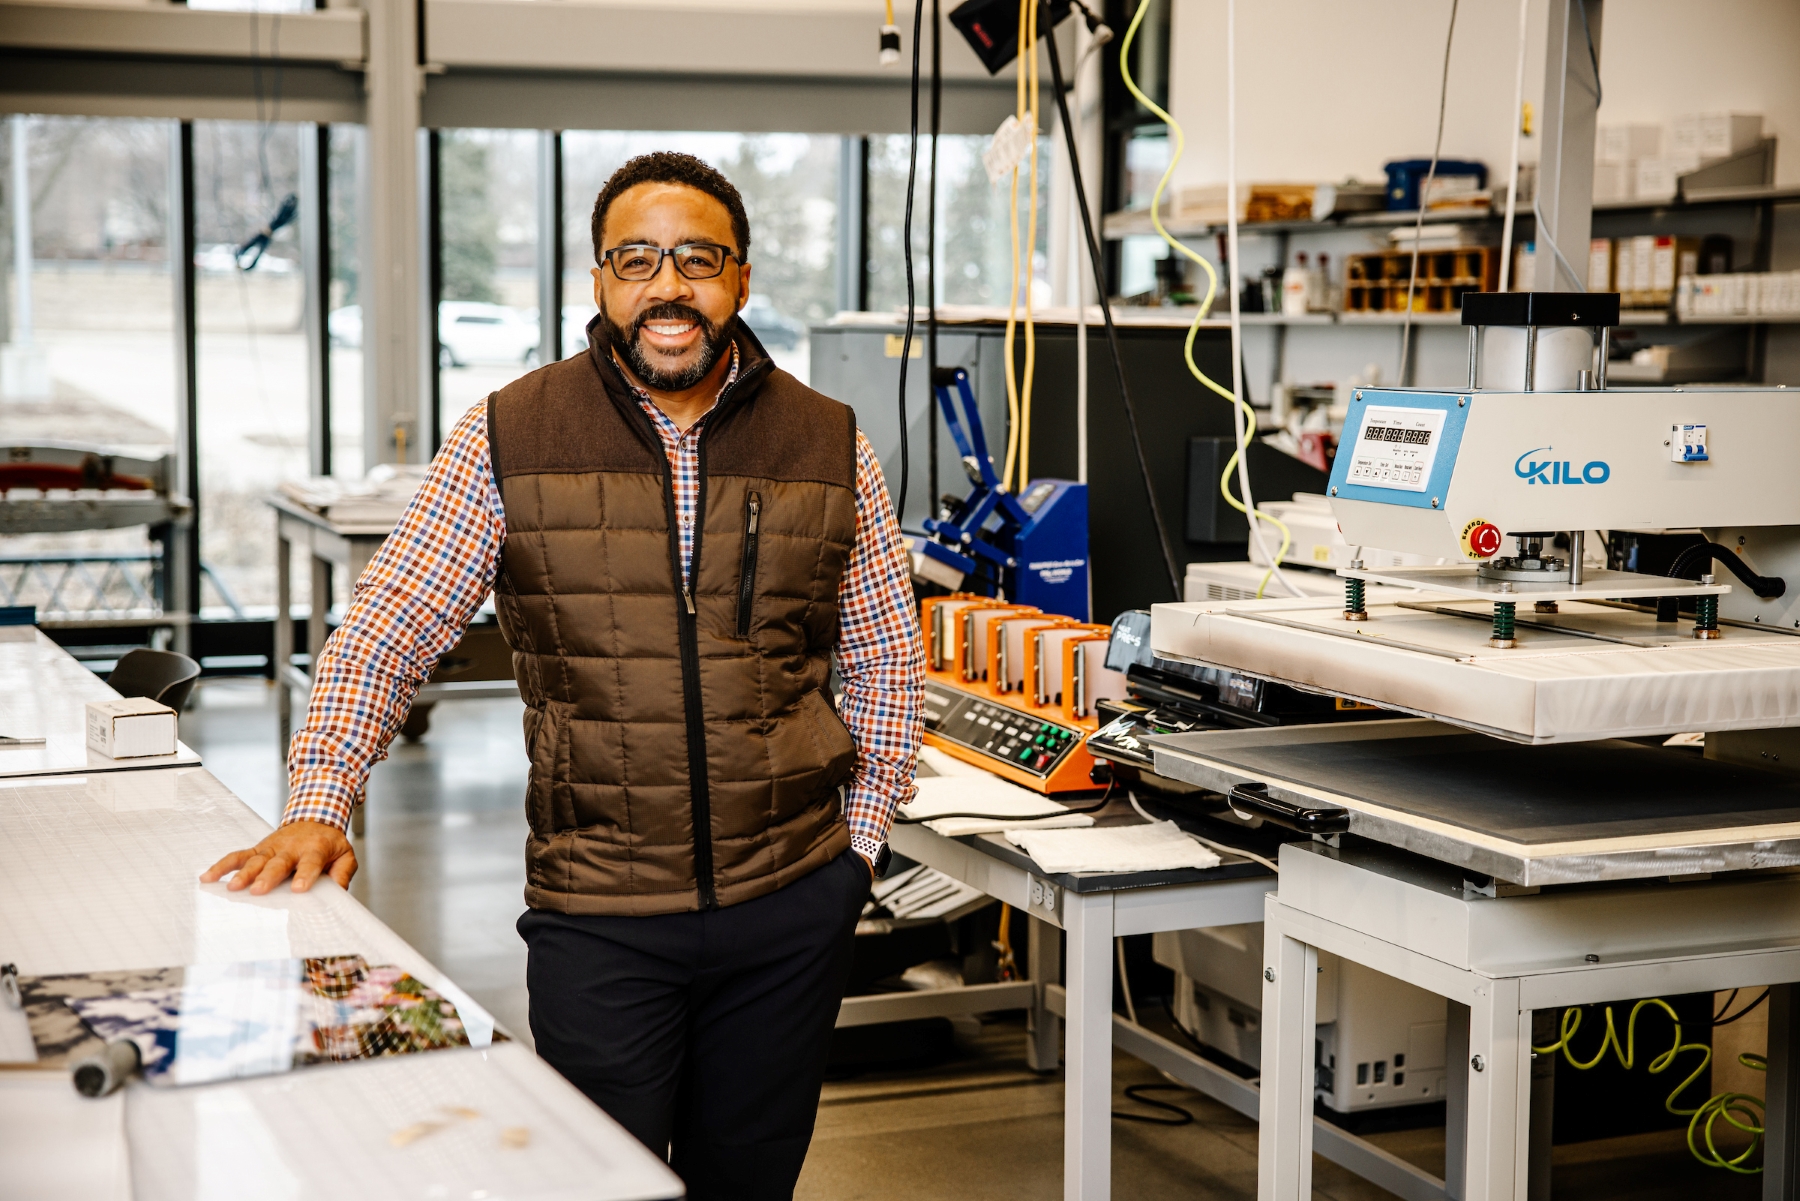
914,366,1090,621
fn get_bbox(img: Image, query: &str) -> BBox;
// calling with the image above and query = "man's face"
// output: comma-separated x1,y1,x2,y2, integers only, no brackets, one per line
593,181,751,392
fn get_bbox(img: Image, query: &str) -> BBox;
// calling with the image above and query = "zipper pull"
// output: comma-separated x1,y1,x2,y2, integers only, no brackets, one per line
683,587,696,615
747,494,761,534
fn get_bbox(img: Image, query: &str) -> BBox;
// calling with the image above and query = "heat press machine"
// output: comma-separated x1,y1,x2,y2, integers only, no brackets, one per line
908,366,1090,620
1142,294,1800,1200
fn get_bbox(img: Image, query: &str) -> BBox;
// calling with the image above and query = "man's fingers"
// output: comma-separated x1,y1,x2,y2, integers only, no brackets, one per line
328,847,358,889
225,852,267,890
291,850,324,894
249,853,294,895
200,848,251,883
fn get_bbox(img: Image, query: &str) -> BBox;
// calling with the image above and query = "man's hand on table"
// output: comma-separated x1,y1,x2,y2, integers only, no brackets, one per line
200,820,357,894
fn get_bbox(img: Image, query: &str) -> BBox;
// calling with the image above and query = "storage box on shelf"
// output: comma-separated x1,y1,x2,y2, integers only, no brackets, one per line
1341,246,1498,315
1676,270,1800,321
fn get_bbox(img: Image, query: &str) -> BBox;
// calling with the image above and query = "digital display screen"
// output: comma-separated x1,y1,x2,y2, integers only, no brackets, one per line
1343,405,1447,493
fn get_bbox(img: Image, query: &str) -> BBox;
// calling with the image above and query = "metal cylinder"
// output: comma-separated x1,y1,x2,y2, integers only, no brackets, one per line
1467,326,1480,390
1569,531,1584,585
73,1039,140,1098
1523,326,1538,392
1597,326,1611,389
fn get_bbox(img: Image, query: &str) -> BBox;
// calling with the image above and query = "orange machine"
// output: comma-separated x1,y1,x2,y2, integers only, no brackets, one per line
918,597,1105,796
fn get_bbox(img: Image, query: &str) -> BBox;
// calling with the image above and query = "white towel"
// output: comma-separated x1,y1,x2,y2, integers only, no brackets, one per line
1005,821,1222,874
902,774,1096,836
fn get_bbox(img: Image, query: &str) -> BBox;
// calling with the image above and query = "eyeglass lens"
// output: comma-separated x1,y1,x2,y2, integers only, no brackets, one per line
609,244,729,281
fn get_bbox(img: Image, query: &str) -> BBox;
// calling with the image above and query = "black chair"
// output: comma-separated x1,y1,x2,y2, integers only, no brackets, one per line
108,648,202,713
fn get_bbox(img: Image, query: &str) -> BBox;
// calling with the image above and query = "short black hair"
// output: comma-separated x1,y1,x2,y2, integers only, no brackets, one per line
590,152,751,265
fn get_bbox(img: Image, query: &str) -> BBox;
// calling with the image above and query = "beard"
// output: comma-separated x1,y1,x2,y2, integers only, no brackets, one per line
600,300,734,392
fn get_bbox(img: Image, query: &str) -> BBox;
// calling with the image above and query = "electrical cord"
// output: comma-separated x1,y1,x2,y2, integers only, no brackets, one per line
1039,8,1180,600
1001,0,1041,494
1715,988,1772,1027
1114,1083,1195,1125
1534,999,1766,1173
1497,0,1528,293
1398,0,1458,385
893,777,1114,824
1118,0,1296,600
895,0,925,524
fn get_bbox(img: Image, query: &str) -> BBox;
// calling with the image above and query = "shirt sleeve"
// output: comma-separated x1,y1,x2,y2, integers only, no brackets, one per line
282,403,508,831
835,431,925,860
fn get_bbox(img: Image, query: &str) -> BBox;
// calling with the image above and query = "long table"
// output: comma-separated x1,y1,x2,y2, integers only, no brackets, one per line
0,765,684,1201
0,628,199,779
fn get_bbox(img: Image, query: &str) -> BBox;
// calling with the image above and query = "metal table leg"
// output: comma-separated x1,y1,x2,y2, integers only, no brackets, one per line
1259,913,1320,1201
1445,1000,1470,1201
275,529,293,733
1028,913,1062,1073
308,556,331,690
1766,984,1800,1201
1063,890,1114,1200
1461,979,1528,1201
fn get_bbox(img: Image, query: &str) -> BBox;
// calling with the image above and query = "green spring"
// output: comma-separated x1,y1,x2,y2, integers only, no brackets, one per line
1492,601,1517,641
1697,594,1720,630
1345,577,1366,614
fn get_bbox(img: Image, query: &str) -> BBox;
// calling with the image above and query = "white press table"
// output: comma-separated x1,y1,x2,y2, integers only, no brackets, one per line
0,627,199,778
0,766,683,1201
889,770,1449,1201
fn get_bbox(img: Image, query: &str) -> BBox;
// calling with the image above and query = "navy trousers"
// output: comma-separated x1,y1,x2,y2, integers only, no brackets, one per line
518,848,869,1200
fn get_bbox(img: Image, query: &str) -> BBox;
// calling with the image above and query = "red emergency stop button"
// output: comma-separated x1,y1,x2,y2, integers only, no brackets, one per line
1462,520,1502,560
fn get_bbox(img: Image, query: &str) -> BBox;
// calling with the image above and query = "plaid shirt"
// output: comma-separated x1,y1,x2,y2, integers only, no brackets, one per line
284,348,923,866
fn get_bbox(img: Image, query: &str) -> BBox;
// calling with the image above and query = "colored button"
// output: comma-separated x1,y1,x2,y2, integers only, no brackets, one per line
1018,748,1034,762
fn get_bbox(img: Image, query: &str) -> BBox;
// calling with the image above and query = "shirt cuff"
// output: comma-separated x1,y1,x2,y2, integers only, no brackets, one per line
850,833,885,863
281,780,357,832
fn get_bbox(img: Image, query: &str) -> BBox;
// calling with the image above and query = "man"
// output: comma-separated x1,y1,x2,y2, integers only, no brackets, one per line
203,151,924,1198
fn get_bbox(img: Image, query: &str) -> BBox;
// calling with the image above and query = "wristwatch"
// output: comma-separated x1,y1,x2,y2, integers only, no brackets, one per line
873,843,892,879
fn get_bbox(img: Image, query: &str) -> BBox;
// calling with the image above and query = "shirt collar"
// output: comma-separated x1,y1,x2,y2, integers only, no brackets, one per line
625,342,741,432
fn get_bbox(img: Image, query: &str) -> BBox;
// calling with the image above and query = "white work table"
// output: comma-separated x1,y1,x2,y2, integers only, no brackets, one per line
0,628,199,778
0,766,683,1201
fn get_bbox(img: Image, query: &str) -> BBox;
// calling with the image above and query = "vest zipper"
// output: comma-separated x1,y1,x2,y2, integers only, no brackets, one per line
653,431,715,910
736,491,761,636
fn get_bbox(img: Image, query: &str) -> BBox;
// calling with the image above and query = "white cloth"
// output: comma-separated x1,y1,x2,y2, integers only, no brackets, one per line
901,774,1096,836
1005,821,1222,874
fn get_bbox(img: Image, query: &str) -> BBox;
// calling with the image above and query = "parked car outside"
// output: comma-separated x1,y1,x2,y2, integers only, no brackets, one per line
739,294,807,351
327,303,542,368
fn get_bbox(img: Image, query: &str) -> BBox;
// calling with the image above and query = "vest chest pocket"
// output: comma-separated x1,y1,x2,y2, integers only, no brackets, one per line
736,490,762,636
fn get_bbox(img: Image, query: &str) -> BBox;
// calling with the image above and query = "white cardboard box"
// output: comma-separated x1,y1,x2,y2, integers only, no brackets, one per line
1596,122,1662,164
85,697,177,759
1672,113,1763,161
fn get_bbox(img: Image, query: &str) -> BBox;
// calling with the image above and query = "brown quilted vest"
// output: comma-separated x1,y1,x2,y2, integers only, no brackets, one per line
487,323,860,916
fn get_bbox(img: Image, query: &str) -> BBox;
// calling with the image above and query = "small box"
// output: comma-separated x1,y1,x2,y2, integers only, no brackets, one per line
1672,113,1763,161
1597,123,1662,165
1588,239,1614,292
85,698,178,759
1592,161,1632,204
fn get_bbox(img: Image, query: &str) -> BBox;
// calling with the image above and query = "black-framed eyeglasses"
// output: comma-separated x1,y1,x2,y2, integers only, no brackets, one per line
602,242,740,282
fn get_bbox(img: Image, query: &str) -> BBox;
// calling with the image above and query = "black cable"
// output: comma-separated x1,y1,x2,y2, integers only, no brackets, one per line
927,0,941,516
895,0,925,526
894,778,1114,824
1112,1082,1193,1126
1667,541,1785,599
1039,4,1180,600
1714,988,1771,1027
1399,0,1457,385
1159,994,1210,1055
1714,988,1740,1022
1575,0,1602,109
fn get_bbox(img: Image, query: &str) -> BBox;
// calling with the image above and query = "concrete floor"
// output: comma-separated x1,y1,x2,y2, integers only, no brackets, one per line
179,677,1765,1200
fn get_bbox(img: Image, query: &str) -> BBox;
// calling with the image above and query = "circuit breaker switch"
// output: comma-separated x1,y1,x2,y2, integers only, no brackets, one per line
1672,423,1709,463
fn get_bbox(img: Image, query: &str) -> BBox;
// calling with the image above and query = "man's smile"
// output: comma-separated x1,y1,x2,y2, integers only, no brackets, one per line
640,318,701,351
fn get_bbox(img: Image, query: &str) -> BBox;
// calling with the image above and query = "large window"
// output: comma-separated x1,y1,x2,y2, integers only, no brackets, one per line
0,116,176,616
563,132,839,386
866,133,1054,313
195,119,307,613
436,129,540,433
